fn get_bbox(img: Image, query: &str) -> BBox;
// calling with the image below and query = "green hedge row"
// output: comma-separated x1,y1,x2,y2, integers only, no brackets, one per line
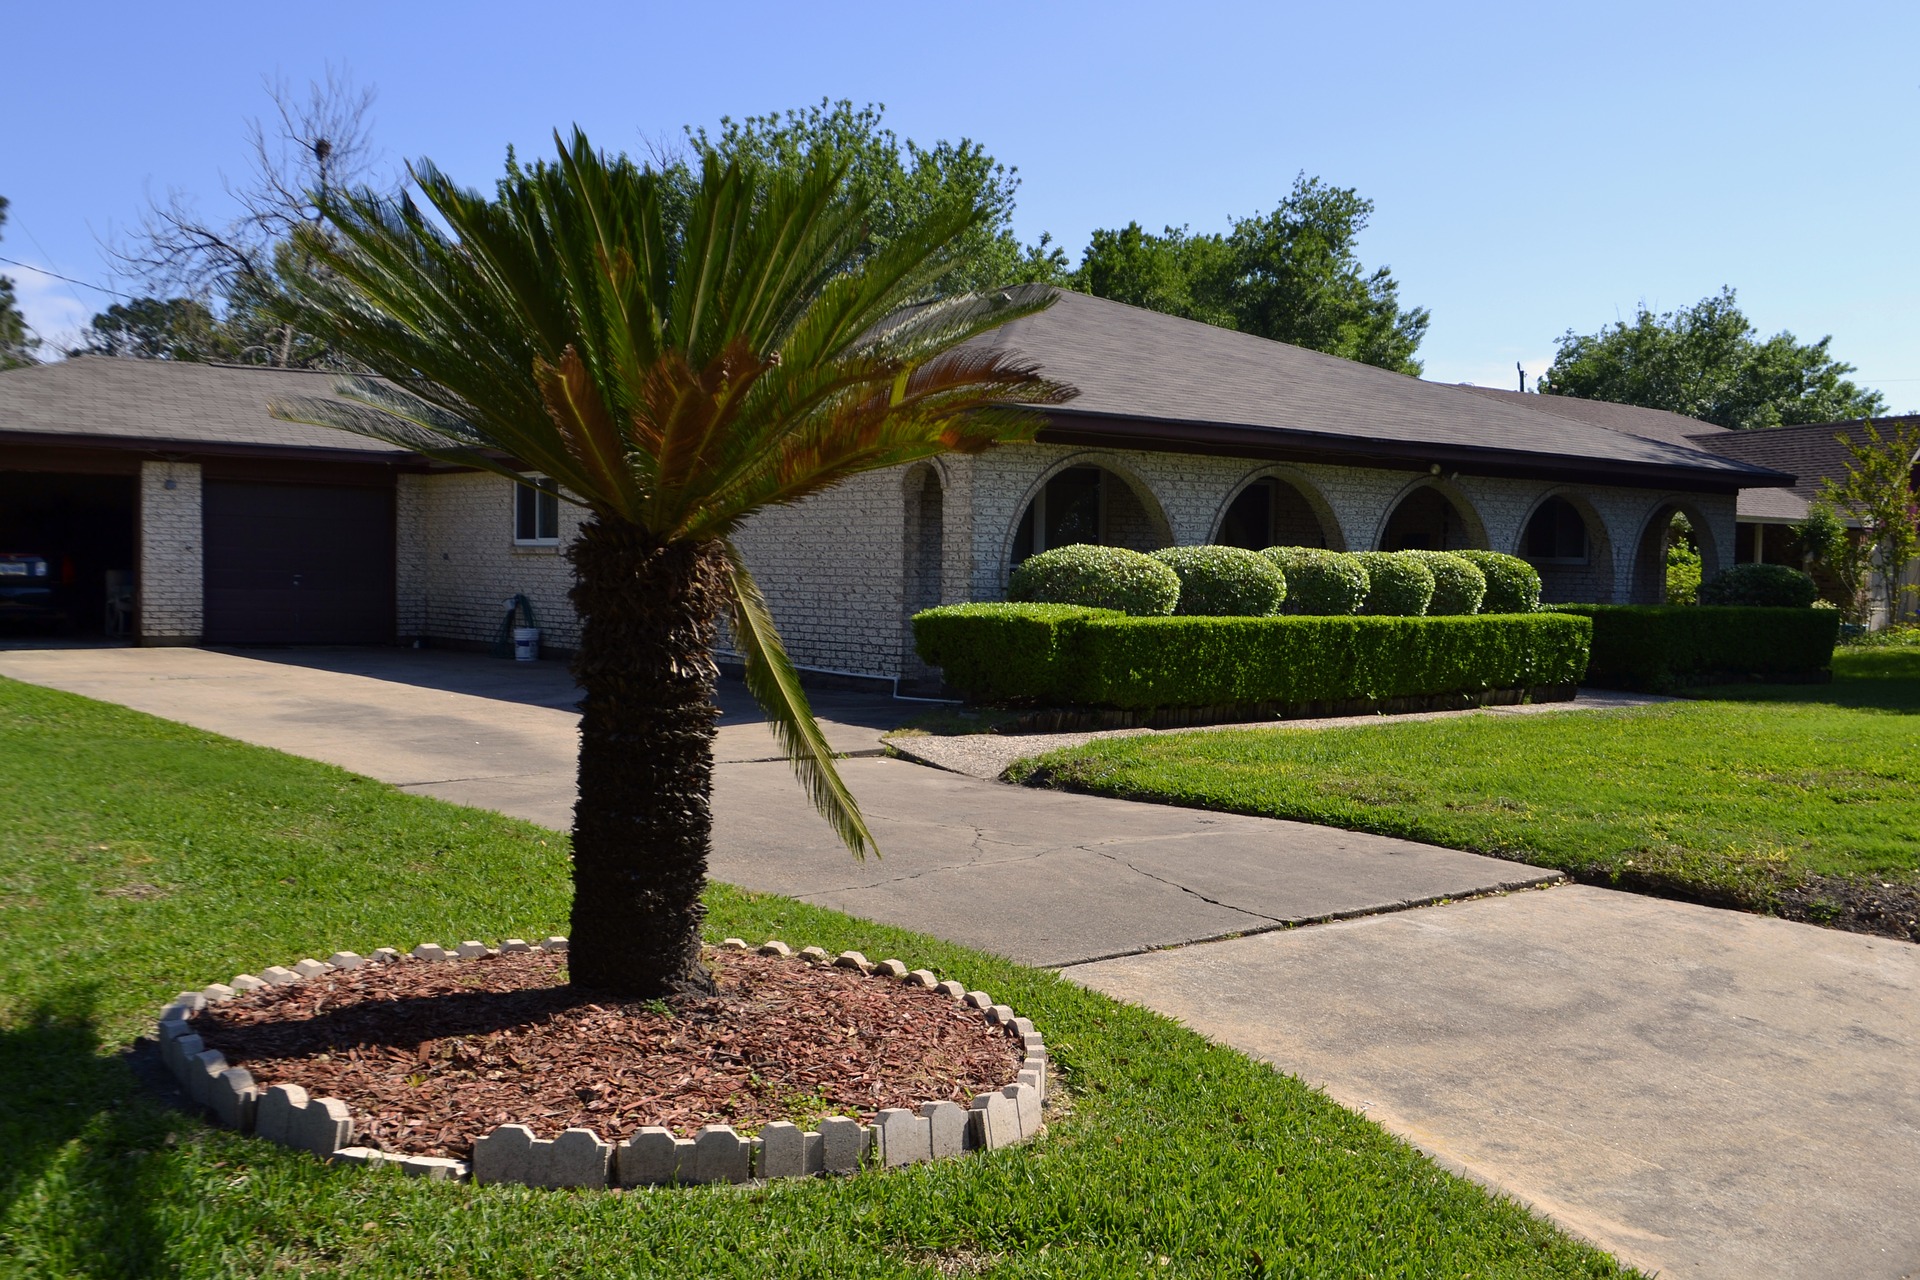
913,604,1592,710
1549,604,1840,690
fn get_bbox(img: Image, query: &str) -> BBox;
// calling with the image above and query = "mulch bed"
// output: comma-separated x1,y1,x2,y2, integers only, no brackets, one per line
188,948,1021,1160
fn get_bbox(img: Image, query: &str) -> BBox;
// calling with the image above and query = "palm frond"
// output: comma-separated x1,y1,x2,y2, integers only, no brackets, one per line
721,539,875,860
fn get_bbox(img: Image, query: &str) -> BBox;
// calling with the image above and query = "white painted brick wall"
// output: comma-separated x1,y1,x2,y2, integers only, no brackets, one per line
395,474,429,638
419,472,585,652
413,446,1747,680
138,460,202,643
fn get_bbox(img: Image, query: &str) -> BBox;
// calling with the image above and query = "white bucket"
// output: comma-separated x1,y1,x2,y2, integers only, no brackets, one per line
512,626,541,662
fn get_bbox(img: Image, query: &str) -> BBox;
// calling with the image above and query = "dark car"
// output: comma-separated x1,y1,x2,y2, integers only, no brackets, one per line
0,553,62,627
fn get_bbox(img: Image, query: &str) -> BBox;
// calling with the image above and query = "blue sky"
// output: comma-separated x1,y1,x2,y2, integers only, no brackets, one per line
4,0,1915,405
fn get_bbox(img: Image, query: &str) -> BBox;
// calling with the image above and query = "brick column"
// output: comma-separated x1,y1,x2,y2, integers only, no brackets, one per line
138,460,203,645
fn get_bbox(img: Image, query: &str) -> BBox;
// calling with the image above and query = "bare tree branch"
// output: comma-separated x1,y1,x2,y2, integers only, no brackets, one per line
106,64,387,364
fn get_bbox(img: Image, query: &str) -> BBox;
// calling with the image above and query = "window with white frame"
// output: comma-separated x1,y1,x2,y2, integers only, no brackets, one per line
514,476,560,544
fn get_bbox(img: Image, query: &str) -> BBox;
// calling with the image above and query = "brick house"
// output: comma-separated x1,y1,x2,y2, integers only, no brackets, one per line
0,290,1797,683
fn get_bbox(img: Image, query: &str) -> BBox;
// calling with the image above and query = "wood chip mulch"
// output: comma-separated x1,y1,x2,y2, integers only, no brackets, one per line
187,949,1022,1160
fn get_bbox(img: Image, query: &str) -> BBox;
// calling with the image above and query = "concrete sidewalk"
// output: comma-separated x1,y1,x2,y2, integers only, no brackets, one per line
0,644,1552,965
6,643,1916,1278
1069,888,1920,1280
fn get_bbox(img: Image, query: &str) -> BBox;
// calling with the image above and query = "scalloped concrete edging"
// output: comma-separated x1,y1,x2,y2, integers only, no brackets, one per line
154,936,1049,1189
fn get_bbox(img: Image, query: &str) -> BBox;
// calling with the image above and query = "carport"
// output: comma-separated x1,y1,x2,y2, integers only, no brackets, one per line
0,358,418,646
0,463,137,635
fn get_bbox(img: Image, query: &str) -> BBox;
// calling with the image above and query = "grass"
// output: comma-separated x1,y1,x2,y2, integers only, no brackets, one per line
1010,640,1920,925
0,676,1634,1278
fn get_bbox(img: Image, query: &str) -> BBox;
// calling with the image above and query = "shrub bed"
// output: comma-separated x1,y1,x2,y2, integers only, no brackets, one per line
915,605,1591,711
1354,551,1435,616
1399,551,1487,615
913,603,1120,703
1262,547,1369,615
1454,550,1541,614
1150,545,1286,616
1550,604,1840,690
1698,563,1820,608
1006,545,1179,616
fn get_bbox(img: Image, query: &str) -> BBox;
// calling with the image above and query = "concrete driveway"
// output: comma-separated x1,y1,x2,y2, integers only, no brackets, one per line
0,643,1552,965
5,643,1917,1279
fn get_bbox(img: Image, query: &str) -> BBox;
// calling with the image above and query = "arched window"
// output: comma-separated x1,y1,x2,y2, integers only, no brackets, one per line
1010,466,1166,566
1523,497,1589,563
1216,477,1330,550
1381,486,1478,551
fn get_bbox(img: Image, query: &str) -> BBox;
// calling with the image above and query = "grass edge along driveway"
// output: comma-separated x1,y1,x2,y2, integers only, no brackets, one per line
1011,643,1920,942
0,676,1633,1278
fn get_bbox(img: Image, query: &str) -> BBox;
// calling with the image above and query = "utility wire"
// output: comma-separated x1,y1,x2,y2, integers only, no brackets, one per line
0,255,132,298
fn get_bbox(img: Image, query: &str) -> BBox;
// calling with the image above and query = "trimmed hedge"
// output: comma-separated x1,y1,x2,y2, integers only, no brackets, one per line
1150,545,1286,616
1007,544,1180,616
1698,563,1819,608
915,603,1591,710
1550,604,1840,690
912,603,1120,703
1400,550,1487,615
1355,551,1435,616
1262,546,1369,615
1455,550,1541,614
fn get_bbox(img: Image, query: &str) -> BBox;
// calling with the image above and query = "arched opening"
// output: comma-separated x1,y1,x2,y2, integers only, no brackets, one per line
902,464,944,680
1379,484,1484,551
1215,476,1336,550
1008,463,1169,569
1629,501,1720,604
1520,494,1614,603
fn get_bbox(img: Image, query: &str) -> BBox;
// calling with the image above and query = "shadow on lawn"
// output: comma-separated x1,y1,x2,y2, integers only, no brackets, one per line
0,985,171,1272
1689,647,1920,713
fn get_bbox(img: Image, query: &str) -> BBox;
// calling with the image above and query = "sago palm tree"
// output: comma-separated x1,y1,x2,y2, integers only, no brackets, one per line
272,130,1071,997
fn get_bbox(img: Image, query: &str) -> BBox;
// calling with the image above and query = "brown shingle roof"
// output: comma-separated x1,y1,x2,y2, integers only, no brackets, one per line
976,288,1784,488
0,357,409,458
1451,384,1730,448
1688,417,1920,524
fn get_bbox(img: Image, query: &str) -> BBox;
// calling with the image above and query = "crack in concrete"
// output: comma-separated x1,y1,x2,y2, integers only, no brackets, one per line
398,772,559,788
1080,844,1287,926
1051,875,1573,970
795,825,1053,895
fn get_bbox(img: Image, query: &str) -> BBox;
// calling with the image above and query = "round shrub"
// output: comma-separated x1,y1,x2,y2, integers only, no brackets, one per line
1398,550,1486,615
1261,546,1369,615
1455,550,1542,614
1698,562,1819,608
1354,551,1435,616
1148,545,1286,616
1007,544,1180,616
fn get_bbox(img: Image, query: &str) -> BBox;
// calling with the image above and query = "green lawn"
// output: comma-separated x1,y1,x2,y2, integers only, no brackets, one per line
0,676,1632,1278
1011,641,1920,933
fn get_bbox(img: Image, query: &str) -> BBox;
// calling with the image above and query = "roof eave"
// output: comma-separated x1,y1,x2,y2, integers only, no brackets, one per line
1032,410,1795,492
0,429,429,469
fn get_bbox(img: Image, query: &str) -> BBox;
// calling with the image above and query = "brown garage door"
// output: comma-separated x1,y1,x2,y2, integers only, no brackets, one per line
203,480,395,644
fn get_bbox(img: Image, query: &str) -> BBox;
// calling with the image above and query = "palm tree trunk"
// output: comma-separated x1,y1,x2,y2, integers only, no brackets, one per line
566,518,731,997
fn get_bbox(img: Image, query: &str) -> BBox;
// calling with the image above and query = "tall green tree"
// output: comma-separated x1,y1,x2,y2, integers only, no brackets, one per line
1538,288,1886,429
273,131,1072,997
683,99,1066,295
1819,418,1920,624
0,197,41,369
1071,175,1429,375
78,296,232,361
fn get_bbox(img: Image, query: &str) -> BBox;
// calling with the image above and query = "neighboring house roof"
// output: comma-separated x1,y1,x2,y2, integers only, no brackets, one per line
1686,416,1920,525
0,357,411,462
974,287,1789,491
